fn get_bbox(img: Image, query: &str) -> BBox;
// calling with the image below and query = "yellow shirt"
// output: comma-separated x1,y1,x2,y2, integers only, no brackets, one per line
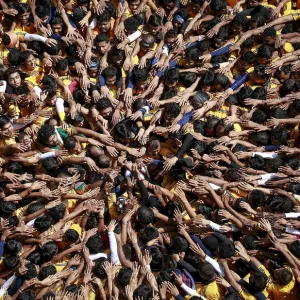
196,280,226,300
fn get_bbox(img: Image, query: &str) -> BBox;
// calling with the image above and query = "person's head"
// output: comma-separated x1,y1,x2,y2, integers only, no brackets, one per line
20,51,36,71
65,285,79,296
150,247,163,271
256,44,274,64
234,258,251,278
265,157,283,173
0,201,16,218
102,66,117,86
95,33,110,54
162,0,175,10
140,34,155,53
251,109,267,124
249,272,267,292
17,290,35,300
231,14,248,35
210,0,227,15
147,14,162,35
172,236,189,254
133,68,149,89
290,241,300,257
4,239,22,254
147,139,161,156
128,0,140,13
163,103,180,125
23,262,38,280
213,27,229,49
124,16,140,35
133,285,153,300
191,90,210,109
110,47,125,67
200,70,214,92
114,118,138,144
118,268,133,287
35,5,50,23
248,189,266,208
215,119,233,138
271,126,289,145
217,241,235,258
172,8,189,28
37,124,57,147
238,51,256,71
140,227,159,244
261,27,276,46
164,68,179,88
96,10,112,33
222,293,240,300
34,215,53,232
41,242,58,262
275,65,291,84
64,229,79,244
64,136,81,154
5,67,22,88
274,268,293,285
72,7,87,24
213,74,229,92
50,15,64,35
48,203,66,221
38,265,56,280
250,64,269,85
97,97,113,120
198,262,215,281
165,29,178,50
17,3,31,25
137,206,154,225
86,234,104,254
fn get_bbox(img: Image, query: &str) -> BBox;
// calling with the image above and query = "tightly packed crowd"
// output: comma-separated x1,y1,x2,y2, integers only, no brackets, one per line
1,0,300,299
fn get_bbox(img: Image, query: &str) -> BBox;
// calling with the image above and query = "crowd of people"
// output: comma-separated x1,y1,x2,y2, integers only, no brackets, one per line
0,0,300,299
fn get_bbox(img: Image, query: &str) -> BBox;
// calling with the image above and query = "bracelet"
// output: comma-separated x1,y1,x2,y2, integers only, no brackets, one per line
99,215,104,219
18,289,23,294
122,221,128,225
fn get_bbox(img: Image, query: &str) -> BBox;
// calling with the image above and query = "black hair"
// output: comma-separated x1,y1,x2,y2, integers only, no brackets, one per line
250,189,266,208
150,247,163,271
137,206,154,225
41,242,58,262
164,68,179,84
289,183,300,195
124,16,140,32
249,272,267,292
172,236,189,253
42,157,59,174
49,203,66,221
0,201,16,218
18,290,35,300
164,103,180,118
251,109,267,124
290,240,300,257
198,262,215,281
141,227,159,244
37,124,55,146
38,265,56,280
133,284,153,300
7,48,21,67
218,241,235,258
265,157,283,173
210,0,226,12
4,239,22,254
34,215,53,232
234,258,251,278
3,254,20,270
65,284,79,295
86,234,104,254
118,268,133,287
23,262,38,280
276,268,293,285
114,118,138,140
94,257,109,278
